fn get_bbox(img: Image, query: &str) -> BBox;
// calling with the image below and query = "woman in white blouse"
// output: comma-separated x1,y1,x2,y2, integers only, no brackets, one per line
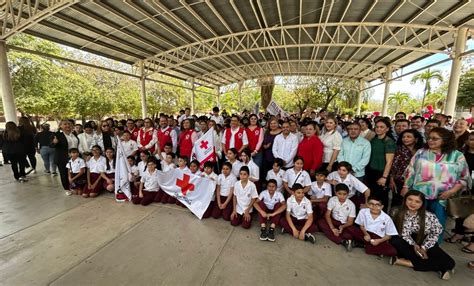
319,115,342,172
77,122,94,155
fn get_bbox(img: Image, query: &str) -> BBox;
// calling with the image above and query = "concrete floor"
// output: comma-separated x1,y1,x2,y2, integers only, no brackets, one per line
0,162,473,286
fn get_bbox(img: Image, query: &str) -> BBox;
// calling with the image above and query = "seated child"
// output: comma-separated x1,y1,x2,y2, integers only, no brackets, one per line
308,170,331,219
280,183,317,244
265,158,286,193
230,166,258,229
317,183,357,251
254,179,286,242
160,152,176,172
212,162,236,220
101,147,115,193
327,161,370,209
201,161,218,219
66,148,86,196
189,159,202,176
132,157,160,206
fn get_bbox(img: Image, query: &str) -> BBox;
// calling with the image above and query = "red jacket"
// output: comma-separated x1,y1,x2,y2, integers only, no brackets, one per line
245,126,262,152
179,129,194,158
297,135,323,171
157,126,173,151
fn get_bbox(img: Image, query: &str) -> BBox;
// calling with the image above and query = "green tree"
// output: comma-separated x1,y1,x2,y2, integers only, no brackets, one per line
457,68,474,110
388,91,410,114
410,69,443,112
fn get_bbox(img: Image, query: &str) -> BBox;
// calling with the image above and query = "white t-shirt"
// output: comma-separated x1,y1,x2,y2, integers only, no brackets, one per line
178,166,191,175
129,165,139,182
327,196,356,224
137,161,148,177
67,157,85,174
233,180,258,215
203,172,218,201
87,156,106,173
258,190,285,210
217,173,237,197
243,160,259,182
230,160,243,178
104,159,115,174
283,168,311,189
320,130,342,163
140,169,160,192
355,208,398,238
122,140,138,158
286,195,313,220
266,169,286,193
327,172,368,198
309,182,332,199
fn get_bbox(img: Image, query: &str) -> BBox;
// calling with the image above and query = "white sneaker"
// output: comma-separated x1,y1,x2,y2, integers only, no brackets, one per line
65,190,73,196
19,177,28,183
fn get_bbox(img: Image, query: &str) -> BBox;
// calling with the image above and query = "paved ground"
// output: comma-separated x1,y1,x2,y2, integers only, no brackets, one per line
0,160,473,286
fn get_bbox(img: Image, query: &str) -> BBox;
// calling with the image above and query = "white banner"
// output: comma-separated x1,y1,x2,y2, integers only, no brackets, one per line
266,99,289,118
114,137,132,202
157,169,215,219
191,127,216,169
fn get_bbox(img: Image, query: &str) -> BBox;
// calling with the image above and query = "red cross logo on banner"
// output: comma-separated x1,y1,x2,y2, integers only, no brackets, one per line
200,140,209,149
176,174,195,196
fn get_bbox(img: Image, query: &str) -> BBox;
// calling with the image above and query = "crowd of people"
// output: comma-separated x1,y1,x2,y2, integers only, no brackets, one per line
1,106,473,280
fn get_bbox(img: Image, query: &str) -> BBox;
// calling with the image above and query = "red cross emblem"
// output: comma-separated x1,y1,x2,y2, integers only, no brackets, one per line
176,174,195,196
200,140,209,149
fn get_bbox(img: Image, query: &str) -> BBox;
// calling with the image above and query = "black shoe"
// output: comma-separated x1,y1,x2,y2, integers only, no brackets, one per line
354,241,365,248
305,233,316,244
267,228,275,242
259,227,268,241
342,239,353,252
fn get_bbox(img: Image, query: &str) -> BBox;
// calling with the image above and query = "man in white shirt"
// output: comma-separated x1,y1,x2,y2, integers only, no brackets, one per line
210,106,224,126
272,121,299,169
178,107,192,125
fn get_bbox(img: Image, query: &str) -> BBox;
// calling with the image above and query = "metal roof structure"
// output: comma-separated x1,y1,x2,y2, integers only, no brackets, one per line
1,0,473,88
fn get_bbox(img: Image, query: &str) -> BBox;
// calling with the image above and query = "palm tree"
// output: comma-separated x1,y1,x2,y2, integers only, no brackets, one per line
410,69,443,112
388,91,410,113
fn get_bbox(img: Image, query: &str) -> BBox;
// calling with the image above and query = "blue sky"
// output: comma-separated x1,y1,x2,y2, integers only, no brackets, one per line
369,39,474,101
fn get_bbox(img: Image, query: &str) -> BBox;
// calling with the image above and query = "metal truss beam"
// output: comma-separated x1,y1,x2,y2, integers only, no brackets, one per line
0,0,77,40
142,22,456,77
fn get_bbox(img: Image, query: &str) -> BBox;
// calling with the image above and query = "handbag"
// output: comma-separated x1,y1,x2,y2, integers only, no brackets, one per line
447,190,474,219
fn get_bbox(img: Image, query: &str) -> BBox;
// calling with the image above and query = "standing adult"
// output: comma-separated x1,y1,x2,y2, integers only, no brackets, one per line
358,118,375,141
157,116,177,153
393,119,410,141
137,118,158,154
178,119,197,158
2,122,27,182
453,118,470,150
297,122,323,177
92,120,116,151
261,118,281,179
210,106,224,126
402,127,472,230
125,119,139,141
366,118,396,210
51,120,79,192
337,122,371,180
34,123,56,175
319,115,342,172
272,121,298,170
18,116,37,173
245,114,264,168
410,116,426,141
221,115,248,155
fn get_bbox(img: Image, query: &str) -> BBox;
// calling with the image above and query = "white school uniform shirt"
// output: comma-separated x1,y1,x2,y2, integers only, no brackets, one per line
286,195,313,220
137,161,148,177
217,173,237,197
266,169,286,193
122,140,138,158
87,156,106,173
67,157,85,174
229,160,243,178
283,168,311,189
327,171,368,198
140,169,160,192
203,172,218,201
233,180,258,215
178,166,192,175
128,165,139,182
161,161,176,172
327,196,356,224
309,181,332,199
272,132,299,168
259,190,285,210
319,130,342,163
243,160,259,182
104,159,115,174
191,170,202,176
355,208,398,238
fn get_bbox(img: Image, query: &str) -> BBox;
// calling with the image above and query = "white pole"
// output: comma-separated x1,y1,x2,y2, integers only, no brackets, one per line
191,77,195,114
140,61,147,118
381,65,393,116
0,41,17,124
445,27,468,116
356,79,365,116
238,81,243,111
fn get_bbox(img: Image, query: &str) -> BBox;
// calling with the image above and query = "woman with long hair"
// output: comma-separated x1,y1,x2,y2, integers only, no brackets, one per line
92,120,116,151
319,115,342,172
358,117,375,141
34,123,56,175
390,190,455,280
245,114,264,169
261,117,281,180
178,118,197,158
2,121,27,182
18,116,37,173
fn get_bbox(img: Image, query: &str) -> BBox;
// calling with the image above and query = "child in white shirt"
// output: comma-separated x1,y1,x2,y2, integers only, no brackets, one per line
265,158,286,193
66,148,86,196
201,161,218,219
132,158,160,206
254,179,286,242
327,161,370,209
230,166,258,229
309,170,332,219
212,162,237,220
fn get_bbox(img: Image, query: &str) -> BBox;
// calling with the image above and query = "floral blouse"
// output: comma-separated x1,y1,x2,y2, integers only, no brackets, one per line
403,149,472,204
390,145,414,182
401,211,442,249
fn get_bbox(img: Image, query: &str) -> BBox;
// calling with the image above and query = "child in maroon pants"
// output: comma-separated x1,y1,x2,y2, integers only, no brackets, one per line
230,166,258,229
132,158,160,206
254,179,286,242
317,183,358,251
280,184,317,244
348,196,398,257
308,170,331,220
212,162,236,220
201,161,218,219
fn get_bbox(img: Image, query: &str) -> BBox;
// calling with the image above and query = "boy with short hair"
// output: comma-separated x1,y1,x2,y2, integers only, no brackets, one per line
202,161,218,219
254,179,286,242
308,170,332,219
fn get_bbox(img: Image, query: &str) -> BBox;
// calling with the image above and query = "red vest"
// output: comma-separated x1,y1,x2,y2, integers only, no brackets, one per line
245,126,261,152
225,127,245,151
128,127,139,141
157,126,173,151
178,129,194,158
139,127,156,153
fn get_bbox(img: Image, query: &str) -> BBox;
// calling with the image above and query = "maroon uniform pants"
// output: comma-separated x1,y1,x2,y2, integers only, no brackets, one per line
317,218,357,244
202,201,215,219
280,216,318,234
257,201,282,225
312,201,327,220
231,213,252,229
211,196,233,220
83,173,102,195
132,190,159,206
347,228,397,256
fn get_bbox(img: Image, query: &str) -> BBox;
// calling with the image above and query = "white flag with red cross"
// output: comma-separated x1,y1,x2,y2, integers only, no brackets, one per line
191,127,216,169
157,169,215,219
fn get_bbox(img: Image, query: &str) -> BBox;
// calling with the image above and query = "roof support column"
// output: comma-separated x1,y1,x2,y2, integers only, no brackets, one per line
382,65,393,117
216,86,221,109
190,77,195,115
140,61,147,118
0,41,17,124
356,79,365,116
445,27,468,117
238,81,243,111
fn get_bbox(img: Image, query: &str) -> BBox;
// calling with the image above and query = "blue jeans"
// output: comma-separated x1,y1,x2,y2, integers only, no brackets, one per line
425,199,446,244
40,146,56,172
